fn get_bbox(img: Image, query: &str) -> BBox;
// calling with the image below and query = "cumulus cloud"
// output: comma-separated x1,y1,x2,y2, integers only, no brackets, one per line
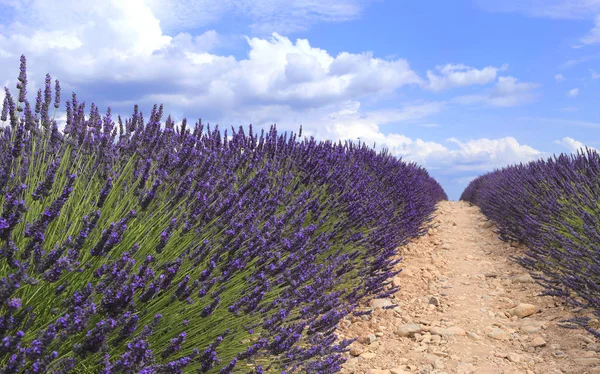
0,0,424,121
306,104,543,171
425,63,507,92
567,88,580,96
333,129,542,173
0,0,547,195
453,76,540,107
444,137,542,171
554,74,564,82
108,33,425,119
555,136,598,152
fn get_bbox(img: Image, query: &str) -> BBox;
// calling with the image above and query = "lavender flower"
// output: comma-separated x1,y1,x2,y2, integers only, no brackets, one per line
0,55,447,373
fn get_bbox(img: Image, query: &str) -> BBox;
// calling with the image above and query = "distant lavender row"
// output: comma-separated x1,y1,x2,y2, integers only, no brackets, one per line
0,55,446,373
460,148,600,338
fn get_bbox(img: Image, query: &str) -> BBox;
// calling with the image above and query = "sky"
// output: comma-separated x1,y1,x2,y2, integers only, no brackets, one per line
1,0,599,200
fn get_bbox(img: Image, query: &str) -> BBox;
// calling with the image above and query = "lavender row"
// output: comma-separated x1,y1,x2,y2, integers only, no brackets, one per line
460,148,600,338
0,55,447,373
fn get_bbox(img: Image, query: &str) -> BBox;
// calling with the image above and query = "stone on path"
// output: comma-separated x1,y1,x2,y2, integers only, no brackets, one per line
430,326,466,336
389,368,411,374
370,298,393,309
367,369,390,374
573,357,600,366
395,323,422,337
339,201,597,374
487,328,510,341
512,273,535,283
349,346,364,357
507,303,537,318
530,336,546,347
361,352,377,359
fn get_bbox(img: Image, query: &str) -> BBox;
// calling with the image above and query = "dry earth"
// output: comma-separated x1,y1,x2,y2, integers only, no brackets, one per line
337,200,600,374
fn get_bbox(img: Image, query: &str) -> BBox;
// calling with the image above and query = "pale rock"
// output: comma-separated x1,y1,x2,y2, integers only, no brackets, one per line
573,357,600,366
512,274,535,283
507,352,521,363
520,325,541,334
395,323,422,337
367,370,390,374
392,277,402,287
349,346,363,357
507,303,537,318
429,296,440,307
588,343,600,352
430,326,466,336
345,357,358,368
360,352,377,359
400,268,413,277
389,369,411,374
530,336,546,347
487,328,510,341
579,334,595,344
370,299,393,309
359,334,377,344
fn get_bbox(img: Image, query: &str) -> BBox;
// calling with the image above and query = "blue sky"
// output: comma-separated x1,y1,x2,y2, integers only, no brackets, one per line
1,0,600,200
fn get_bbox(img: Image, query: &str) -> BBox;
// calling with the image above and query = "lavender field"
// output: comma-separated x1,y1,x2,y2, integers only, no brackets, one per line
461,148,600,338
0,56,447,373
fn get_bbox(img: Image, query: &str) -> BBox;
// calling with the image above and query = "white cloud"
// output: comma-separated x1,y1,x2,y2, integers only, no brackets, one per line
560,55,596,69
0,0,546,187
518,116,600,129
143,0,370,34
567,88,580,96
475,0,600,20
582,14,600,44
561,107,578,112
453,76,540,107
335,130,542,173
445,137,542,171
555,74,564,82
425,63,507,92
591,69,600,79
476,1,600,47
554,136,598,152
112,33,424,116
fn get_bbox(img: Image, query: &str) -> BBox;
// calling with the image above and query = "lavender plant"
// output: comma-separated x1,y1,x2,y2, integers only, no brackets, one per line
461,148,600,338
0,55,447,373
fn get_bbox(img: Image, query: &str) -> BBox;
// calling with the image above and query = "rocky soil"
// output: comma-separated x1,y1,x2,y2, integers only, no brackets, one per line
337,201,600,374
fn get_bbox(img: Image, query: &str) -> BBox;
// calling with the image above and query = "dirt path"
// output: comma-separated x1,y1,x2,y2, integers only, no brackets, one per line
338,201,600,374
